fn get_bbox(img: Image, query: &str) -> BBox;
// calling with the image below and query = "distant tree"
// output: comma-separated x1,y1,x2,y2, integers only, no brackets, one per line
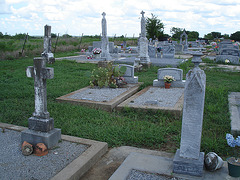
51,33,57,38
230,31,240,41
170,27,183,40
187,31,199,41
204,33,214,40
0,32,3,38
146,14,164,40
222,34,230,39
62,34,72,38
14,33,27,40
211,32,222,39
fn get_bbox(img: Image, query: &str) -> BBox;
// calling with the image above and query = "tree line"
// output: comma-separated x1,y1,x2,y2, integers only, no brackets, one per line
145,13,240,41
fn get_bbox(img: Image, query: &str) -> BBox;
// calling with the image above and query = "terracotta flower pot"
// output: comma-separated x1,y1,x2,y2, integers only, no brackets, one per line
227,157,240,177
164,82,171,89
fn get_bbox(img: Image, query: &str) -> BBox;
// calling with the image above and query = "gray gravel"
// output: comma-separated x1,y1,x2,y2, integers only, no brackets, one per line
66,84,135,102
0,128,88,180
130,87,184,107
127,169,185,180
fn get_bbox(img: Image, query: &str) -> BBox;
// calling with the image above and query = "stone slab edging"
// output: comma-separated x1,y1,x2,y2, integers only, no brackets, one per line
56,83,143,112
228,92,240,136
0,122,108,180
116,86,184,116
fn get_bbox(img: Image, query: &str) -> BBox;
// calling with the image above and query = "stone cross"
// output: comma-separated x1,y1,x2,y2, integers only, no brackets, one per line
173,52,206,177
100,12,111,60
26,57,54,122
42,25,55,64
21,25,61,149
138,10,150,64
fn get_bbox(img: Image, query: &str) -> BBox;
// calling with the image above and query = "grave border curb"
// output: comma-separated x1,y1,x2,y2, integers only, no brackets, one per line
0,122,108,180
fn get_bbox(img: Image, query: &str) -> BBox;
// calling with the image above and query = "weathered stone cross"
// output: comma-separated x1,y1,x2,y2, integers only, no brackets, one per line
21,25,61,149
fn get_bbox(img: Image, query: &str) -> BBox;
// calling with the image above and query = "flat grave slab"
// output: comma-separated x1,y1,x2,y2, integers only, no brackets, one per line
109,152,229,180
117,87,184,116
0,123,108,180
229,92,240,136
56,83,142,112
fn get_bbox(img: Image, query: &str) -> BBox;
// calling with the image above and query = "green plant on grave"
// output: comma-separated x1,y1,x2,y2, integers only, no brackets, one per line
89,63,127,88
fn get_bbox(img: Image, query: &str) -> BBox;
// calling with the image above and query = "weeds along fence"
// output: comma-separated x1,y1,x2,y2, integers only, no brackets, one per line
0,36,138,60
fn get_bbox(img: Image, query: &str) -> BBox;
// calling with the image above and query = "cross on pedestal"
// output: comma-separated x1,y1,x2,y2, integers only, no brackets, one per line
21,57,61,149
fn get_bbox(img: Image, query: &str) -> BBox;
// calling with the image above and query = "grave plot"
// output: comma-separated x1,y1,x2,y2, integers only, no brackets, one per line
117,86,184,116
56,83,142,112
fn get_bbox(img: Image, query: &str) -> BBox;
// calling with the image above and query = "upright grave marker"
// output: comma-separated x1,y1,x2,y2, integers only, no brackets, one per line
100,12,111,60
173,52,206,176
139,11,150,64
21,25,61,149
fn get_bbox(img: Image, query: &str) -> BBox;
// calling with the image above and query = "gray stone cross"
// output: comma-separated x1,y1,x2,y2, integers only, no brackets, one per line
102,12,106,18
140,10,145,17
26,57,54,121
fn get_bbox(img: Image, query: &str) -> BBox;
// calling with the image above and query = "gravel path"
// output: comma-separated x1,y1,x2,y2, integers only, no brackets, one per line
130,87,184,107
0,128,88,180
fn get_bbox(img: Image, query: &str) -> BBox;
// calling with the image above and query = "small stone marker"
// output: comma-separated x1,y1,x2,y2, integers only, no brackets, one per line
180,29,188,51
117,64,138,84
173,52,206,177
138,10,150,64
153,68,185,88
21,25,61,149
100,12,111,60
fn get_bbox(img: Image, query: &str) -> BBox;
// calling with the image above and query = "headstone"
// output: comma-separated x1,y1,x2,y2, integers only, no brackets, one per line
93,41,102,49
162,45,175,58
100,12,111,60
138,11,150,64
180,29,188,51
21,25,61,149
109,42,114,53
117,64,138,84
175,44,183,54
42,25,55,64
148,45,156,58
153,68,185,87
173,52,206,177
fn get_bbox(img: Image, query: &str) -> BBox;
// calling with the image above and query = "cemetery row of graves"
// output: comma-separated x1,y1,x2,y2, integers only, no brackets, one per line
0,55,239,159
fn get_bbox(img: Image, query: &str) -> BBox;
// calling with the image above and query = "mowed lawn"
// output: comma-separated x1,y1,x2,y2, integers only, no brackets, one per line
0,57,239,159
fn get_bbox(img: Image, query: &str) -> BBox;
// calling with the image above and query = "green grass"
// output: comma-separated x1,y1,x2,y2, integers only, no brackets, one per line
0,58,239,159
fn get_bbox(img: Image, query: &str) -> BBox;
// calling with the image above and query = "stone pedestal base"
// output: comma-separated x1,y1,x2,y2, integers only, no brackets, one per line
28,116,54,132
173,149,204,177
21,128,61,149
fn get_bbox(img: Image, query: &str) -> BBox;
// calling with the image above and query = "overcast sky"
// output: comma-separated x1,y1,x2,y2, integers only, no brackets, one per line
1,0,240,38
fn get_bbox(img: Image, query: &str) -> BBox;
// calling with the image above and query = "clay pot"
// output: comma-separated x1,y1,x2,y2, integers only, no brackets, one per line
34,143,48,156
164,82,171,89
22,141,33,156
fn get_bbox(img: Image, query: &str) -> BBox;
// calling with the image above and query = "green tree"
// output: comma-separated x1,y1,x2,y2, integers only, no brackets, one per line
222,34,230,39
0,32,3,38
230,31,240,41
170,27,183,40
187,31,199,41
204,33,214,40
146,14,164,40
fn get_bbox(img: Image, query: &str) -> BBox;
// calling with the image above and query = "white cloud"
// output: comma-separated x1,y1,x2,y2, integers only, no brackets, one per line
1,0,240,37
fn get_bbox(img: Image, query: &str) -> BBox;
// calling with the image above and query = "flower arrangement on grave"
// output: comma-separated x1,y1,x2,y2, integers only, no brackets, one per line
226,133,240,177
92,48,102,54
86,55,93,59
163,75,175,83
90,63,127,88
225,59,230,64
81,49,85,52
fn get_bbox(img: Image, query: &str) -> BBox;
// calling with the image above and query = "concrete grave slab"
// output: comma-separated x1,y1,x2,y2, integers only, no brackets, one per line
117,86,184,116
228,92,240,136
56,83,142,112
109,151,229,180
0,123,108,180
